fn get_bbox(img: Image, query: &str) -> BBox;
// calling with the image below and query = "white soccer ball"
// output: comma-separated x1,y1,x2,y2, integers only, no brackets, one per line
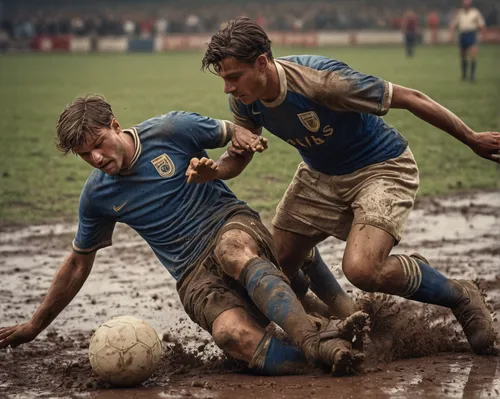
88,315,163,387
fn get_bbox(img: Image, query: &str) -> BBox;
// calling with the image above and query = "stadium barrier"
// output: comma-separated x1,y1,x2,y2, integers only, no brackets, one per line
26,28,500,53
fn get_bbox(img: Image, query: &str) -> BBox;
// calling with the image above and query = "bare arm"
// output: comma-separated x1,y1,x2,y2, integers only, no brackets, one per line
186,150,255,183
186,124,266,183
0,251,96,348
215,150,254,180
391,84,500,162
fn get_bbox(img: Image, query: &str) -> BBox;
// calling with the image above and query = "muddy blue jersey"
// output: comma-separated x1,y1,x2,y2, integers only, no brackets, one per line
73,112,249,280
230,55,408,175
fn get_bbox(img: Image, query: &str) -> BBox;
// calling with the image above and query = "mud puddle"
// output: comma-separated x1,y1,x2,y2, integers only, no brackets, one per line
1,190,499,398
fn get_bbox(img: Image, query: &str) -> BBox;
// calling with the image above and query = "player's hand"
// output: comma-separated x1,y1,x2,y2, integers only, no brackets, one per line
231,126,268,155
186,157,219,184
0,322,40,349
469,132,500,163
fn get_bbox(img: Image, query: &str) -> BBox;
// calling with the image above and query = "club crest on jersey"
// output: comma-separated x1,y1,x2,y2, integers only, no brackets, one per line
151,154,175,178
297,111,320,132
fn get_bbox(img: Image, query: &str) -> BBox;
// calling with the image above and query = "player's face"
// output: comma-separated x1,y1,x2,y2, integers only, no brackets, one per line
75,119,127,175
463,0,471,9
218,56,269,104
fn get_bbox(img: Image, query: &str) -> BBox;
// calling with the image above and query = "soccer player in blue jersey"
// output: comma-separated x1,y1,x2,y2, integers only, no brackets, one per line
201,17,500,355
0,95,369,376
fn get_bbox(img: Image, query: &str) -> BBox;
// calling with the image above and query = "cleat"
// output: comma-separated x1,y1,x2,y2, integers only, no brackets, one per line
450,279,496,354
302,311,369,374
409,254,496,354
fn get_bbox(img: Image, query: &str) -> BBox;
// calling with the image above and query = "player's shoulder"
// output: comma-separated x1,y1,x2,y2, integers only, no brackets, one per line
133,112,210,137
277,54,349,72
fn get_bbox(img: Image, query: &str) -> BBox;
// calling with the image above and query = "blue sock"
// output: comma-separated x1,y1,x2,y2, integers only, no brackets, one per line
239,258,314,345
304,247,347,303
394,255,461,308
261,337,308,375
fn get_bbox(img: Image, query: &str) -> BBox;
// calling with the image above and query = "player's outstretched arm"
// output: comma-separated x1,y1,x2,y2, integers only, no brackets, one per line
391,84,500,163
0,251,96,349
186,150,255,183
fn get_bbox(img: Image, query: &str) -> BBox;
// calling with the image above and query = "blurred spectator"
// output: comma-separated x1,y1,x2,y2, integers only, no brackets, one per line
123,16,135,37
427,10,440,44
154,16,168,36
0,0,497,42
401,9,419,57
0,27,8,52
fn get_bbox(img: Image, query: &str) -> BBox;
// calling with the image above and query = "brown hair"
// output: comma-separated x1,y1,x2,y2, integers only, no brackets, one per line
56,94,114,154
202,17,273,74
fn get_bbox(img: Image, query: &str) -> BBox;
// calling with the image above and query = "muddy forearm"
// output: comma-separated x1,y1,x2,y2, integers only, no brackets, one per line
30,253,94,333
215,151,254,180
408,92,475,145
393,86,476,146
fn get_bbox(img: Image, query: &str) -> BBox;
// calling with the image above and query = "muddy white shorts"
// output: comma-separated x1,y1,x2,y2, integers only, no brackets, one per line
272,148,419,243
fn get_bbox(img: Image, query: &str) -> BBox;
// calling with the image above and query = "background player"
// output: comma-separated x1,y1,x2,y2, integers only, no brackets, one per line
401,9,420,57
450,0,487,82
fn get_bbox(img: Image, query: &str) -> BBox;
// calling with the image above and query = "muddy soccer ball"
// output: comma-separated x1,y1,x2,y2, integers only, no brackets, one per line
88,315,163,387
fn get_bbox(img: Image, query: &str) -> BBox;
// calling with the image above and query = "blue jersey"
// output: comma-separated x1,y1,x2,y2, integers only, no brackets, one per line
230,55,408,175
73,112,251,280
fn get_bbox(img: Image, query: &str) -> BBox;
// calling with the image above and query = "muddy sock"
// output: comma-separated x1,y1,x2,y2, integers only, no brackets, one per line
470,60,476,81
393,255,461,307
238,258,314,346
249,332,308,375
461,58,468,80
289,269,310,300
303,247,353,310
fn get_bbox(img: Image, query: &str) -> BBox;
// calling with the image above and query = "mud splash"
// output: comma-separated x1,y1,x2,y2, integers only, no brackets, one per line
1,190,499,398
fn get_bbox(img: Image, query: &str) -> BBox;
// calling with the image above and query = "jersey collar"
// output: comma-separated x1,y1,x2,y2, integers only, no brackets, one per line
260,60,287,108
122,127,142,171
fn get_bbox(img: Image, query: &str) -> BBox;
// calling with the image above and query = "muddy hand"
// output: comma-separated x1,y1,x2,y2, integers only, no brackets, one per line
0,322,40,349
186,157,219,184
232,126,265,153
249,136,268,153
469,132,500,163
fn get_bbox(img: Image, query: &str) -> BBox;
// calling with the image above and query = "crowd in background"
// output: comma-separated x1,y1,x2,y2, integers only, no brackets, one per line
0,0,498,40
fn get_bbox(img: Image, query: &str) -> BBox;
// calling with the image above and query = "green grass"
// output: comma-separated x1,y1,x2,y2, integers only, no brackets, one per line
0,46,499,225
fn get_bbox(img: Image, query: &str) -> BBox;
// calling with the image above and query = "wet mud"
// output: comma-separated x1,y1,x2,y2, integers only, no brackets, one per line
0,190,499,398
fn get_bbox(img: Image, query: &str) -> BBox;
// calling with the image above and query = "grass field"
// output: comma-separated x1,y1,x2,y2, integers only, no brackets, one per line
0,45,499,226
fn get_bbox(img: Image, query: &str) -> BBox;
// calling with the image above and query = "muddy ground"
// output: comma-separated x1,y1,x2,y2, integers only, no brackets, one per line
0,190,499,399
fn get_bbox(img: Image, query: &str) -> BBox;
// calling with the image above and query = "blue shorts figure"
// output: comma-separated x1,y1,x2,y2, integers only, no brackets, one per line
459,31,477,50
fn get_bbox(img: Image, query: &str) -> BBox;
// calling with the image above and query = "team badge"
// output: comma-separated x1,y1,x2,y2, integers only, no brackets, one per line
151,154,175,178
297,111,320,132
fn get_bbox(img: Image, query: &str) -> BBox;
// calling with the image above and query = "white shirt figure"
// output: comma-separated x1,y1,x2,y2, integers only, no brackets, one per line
451,7,485,32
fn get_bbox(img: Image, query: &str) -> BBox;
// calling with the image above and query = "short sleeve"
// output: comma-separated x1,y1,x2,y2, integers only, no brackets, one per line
165,111,231,152
72,187,115,254
318,63,393,116
476,10,486,28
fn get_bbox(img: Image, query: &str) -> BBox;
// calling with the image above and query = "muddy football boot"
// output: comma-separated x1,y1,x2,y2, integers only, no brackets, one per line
301,311,369,375
449,279,496,354
410,253,496,354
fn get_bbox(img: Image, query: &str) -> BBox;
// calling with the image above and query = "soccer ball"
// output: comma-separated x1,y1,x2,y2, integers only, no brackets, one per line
88,315,163,387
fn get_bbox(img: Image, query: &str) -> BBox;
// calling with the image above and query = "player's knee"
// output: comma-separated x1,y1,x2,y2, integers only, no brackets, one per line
212,323,251,356
343,255,383,292
215,230,260,280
